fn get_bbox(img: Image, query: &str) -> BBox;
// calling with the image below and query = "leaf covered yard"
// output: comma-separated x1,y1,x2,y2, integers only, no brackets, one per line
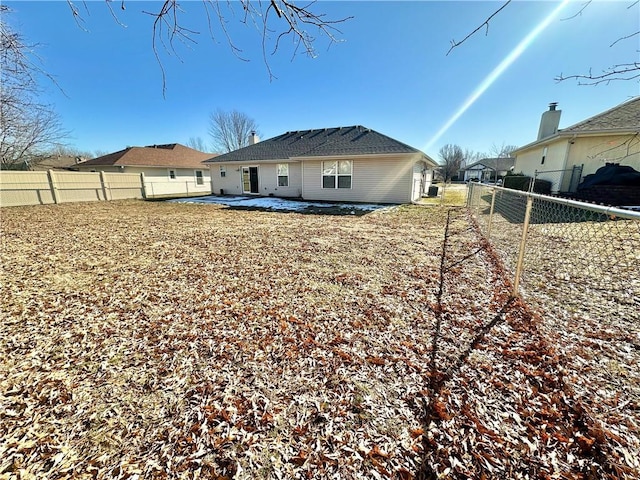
1,201,638,479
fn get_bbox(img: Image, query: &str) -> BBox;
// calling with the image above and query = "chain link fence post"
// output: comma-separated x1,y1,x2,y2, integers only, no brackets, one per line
512,194,533,297
487,188,497,238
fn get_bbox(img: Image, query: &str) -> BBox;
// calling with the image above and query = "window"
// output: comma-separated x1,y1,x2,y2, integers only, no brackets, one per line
322,160,352,189
541,146,547,165
195,170,204,185
277,163,289,187
168,169,176,180
220,166,226,178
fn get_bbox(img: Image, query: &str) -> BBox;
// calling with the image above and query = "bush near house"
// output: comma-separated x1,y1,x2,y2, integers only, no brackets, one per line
503,174,552,195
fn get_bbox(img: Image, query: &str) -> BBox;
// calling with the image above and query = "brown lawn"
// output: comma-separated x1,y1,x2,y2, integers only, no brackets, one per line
1,200,637,479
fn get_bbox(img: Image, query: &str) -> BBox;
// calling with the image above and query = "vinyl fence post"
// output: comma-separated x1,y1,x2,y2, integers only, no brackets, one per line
100,171,111,201
487,187,497,238
513,194,534,297
47,169,59,204
140,173,147,199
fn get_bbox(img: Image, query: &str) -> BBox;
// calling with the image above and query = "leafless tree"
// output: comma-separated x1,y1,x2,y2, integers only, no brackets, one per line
0,6,68,170
209,109,259,153
489,142,518,158
462,148,485,168
186,136,209,152
438,144,465,182
65,1,352,93
447,0,640,85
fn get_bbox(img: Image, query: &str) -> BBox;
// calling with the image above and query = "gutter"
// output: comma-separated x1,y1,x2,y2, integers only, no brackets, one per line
513,128,640,155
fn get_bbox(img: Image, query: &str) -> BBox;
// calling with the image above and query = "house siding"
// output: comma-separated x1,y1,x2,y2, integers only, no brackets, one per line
515,134,640,192
566,134,640,177
301,155,417,204
514,139,569,192
210,162,302,197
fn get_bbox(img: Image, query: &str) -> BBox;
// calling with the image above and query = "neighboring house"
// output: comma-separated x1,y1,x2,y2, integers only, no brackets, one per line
203,125,438,204
74,143,216,198
513,98,640,193
462,157,515,182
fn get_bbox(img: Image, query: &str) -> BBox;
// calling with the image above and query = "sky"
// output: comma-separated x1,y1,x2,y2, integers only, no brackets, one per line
6,1,640,160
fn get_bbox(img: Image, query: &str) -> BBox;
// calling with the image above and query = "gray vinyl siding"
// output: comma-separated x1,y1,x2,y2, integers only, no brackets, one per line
211,163,244,195
302,155,417,204
210,162,302,197
255,162,302,198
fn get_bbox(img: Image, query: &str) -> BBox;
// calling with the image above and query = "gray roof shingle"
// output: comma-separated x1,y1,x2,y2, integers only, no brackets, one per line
464,157,515,171
561,97,640,134
204,126,435,164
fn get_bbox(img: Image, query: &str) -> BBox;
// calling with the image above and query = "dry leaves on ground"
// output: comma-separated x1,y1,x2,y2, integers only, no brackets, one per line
0,200,637,479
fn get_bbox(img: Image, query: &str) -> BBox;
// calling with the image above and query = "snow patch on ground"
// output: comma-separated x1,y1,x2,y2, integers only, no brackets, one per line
169,195,390,213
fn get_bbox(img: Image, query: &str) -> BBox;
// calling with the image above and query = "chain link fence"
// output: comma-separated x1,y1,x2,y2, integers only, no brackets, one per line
467,182,640,322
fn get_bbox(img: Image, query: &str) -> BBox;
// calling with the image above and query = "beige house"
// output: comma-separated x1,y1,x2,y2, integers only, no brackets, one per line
513,98,640,193
204,126,438,204
74,143,215,198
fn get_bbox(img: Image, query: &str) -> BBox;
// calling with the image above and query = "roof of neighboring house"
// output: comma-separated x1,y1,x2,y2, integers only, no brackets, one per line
76,144,216,168
561,97,640,134
514,97,640,154
463,157,515,171
203,125,437,166
27,155,84,171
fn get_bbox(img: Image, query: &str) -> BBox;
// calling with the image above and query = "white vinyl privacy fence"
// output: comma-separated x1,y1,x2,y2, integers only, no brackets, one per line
467,182,640,323
0,171,144,207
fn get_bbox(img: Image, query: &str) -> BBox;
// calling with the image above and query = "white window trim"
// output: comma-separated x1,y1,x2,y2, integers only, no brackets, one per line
168,168,177,180
322,160,352,189
220,165,226,178
277,163,289,187
195,170,204,185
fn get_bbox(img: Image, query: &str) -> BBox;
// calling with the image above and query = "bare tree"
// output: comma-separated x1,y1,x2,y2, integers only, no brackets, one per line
447,0,640,85
462,148,485,167
0,6,68,170
489,142,518,158
438,144,465,182
185,136,209,152
208,109,259,153
65,1,352,93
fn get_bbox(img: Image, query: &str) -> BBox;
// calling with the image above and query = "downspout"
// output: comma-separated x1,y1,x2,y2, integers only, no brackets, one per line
561,135,576,171
560,135,576,192
300,160,305,199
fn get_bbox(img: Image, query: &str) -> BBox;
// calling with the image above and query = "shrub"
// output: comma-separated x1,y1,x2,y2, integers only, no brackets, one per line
503,175,553,195
503,175,531,191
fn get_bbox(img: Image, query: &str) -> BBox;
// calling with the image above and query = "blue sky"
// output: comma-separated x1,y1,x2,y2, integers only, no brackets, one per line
7,1,639,160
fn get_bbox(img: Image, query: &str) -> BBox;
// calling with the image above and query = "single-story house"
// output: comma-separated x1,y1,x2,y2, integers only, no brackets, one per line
513,98,640,193
203,125,438,204
74,143,216,198
461,157,515,182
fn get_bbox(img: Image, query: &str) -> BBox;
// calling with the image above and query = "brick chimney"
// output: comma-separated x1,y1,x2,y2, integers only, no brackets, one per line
537,102,561,140
248,131,259,145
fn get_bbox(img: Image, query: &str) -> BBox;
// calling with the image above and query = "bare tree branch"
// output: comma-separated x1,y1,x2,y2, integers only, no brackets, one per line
560,0,591,21
1,6,69,170
208,109,259,153
446,1,511,56
610,30,640,47
64,0,351,94
438,144,465,181
555,63,640,85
